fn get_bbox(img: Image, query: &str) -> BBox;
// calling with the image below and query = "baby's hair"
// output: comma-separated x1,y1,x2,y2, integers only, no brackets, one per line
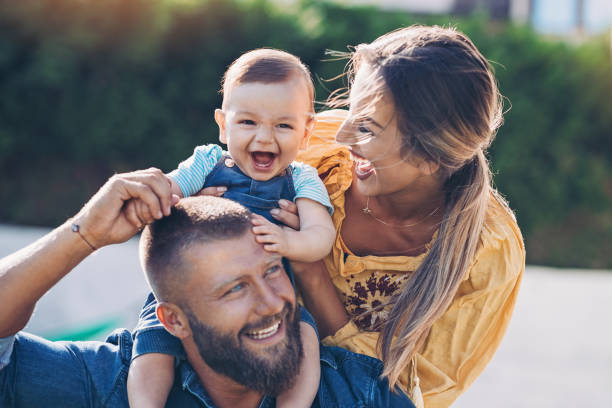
221,48,315,114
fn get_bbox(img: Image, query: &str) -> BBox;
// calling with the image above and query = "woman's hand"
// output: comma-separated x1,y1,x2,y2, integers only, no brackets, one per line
271,199,300,230
194,186,227,197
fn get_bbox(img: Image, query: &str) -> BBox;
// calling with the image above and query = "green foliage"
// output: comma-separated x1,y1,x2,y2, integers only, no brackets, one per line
0,0,610,268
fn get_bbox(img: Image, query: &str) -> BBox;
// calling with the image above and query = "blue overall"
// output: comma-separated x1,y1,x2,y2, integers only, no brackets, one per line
202,155,295,225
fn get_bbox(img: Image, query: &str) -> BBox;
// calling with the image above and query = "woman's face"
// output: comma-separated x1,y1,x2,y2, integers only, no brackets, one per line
336,63,434,198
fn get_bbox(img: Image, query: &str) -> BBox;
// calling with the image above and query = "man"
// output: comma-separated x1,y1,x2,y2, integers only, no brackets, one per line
0,169,413,407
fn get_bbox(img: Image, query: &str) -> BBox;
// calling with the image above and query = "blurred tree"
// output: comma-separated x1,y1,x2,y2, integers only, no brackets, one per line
0,0,610,268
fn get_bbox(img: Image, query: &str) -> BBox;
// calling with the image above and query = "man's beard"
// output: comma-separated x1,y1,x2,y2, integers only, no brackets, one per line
185,302,303,396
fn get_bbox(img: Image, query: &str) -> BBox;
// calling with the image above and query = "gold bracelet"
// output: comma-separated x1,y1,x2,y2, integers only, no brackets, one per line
71,223,97,251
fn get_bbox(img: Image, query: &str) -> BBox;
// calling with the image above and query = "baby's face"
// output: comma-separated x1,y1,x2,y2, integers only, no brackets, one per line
216,77,313,181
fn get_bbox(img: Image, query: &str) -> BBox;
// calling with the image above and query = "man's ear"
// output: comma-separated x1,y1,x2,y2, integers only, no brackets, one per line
215,109,228,144
156,302,191,339
417,158,440,176
299,116,316,150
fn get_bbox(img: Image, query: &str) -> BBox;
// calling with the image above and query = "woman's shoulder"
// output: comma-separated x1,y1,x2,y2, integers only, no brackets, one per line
297,110,353,201
469,194,526,284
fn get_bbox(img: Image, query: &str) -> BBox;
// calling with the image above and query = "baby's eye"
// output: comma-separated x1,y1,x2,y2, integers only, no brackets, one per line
277,123,293,130
239,119,256,125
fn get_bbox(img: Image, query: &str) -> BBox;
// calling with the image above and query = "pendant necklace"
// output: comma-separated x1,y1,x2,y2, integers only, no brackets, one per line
361,196,440,229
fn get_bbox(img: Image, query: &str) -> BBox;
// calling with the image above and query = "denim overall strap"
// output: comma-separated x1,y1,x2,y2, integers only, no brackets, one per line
202,154,296,225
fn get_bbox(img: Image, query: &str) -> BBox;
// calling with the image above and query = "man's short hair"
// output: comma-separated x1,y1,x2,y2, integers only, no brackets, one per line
139,196,251,304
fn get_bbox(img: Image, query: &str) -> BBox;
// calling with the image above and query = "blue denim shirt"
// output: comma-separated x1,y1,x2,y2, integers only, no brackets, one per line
0,313,413,407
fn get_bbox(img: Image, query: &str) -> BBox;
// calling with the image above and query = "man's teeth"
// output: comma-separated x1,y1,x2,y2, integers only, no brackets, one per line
246,321,281,340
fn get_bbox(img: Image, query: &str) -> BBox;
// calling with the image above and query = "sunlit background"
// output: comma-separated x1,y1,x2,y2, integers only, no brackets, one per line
0,0,610,406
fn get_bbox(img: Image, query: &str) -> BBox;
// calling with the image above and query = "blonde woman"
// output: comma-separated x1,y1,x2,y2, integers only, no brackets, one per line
274,26,525,407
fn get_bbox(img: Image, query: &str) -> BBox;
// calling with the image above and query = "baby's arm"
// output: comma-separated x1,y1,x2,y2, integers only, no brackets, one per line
128,353,174,408
252,198,335,262
276,321,321,408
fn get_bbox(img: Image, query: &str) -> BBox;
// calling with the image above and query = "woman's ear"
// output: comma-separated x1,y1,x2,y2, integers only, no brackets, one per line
215,109,228,144
417,159,440,176
156,302,191,339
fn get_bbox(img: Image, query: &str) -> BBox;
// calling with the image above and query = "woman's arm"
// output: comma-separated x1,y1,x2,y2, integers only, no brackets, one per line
268,199,348,337
0,168,176,338
292,260,349,338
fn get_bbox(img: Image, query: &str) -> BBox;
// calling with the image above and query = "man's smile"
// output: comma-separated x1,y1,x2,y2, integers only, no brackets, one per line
245,320,282,340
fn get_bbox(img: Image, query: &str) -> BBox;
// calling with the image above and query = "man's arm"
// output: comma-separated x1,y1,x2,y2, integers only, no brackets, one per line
0,168,176,338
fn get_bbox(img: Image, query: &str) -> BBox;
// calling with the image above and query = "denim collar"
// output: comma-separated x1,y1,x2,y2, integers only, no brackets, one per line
177,361,276,408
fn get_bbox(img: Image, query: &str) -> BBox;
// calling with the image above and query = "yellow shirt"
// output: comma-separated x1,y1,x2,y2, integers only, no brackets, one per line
298,110,525,407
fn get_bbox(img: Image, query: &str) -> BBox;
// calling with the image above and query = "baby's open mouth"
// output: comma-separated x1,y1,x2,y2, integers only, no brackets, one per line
251,151,277,169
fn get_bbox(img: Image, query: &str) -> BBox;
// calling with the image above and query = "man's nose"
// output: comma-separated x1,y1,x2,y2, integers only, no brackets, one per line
254,282,285,317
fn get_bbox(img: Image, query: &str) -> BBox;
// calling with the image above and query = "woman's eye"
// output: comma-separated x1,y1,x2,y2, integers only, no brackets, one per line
358,125,372,134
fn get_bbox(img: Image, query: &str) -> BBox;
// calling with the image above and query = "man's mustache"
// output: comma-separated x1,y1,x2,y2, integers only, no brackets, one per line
239,302,293,334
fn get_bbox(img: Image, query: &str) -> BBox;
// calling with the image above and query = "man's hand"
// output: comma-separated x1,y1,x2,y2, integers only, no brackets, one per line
0,168,179,337
73,168,179,248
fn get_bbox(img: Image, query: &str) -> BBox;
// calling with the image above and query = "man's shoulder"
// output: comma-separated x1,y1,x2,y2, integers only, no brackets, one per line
0,336,15,370
315,345,415,408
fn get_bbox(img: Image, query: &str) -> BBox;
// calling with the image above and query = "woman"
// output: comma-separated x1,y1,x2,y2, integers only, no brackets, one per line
277,25,524,407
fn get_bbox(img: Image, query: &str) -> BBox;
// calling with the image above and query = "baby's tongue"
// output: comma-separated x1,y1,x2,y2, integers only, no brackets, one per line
252,152,274,165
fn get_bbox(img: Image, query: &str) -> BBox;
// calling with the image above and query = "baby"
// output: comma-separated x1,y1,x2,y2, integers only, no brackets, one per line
127,49,335,408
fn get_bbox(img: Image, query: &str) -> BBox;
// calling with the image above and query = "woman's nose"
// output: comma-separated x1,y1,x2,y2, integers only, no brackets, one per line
335,119,356,145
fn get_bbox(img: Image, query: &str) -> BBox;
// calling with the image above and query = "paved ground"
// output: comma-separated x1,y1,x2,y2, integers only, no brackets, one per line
2,224,611,406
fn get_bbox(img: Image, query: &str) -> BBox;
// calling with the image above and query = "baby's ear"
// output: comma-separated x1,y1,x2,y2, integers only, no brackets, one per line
300,115,316,150
156,302,192,339
215,109,228,144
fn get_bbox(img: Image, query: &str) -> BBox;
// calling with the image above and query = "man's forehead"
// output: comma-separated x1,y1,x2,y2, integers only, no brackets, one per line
181,232,279,281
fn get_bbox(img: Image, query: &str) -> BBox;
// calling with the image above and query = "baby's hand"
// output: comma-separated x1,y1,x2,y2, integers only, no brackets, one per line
251,214,291,256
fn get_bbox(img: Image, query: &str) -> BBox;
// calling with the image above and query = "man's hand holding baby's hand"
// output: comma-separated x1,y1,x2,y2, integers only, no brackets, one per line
251,214,293,256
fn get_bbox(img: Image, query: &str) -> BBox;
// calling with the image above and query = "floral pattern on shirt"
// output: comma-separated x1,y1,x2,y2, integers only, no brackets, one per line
342,271,411,331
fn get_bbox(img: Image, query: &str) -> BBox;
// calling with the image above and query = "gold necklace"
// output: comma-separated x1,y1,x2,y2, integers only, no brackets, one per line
361,196,440,229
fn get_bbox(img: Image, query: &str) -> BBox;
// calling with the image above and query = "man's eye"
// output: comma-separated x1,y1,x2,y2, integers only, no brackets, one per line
226,283,245,295
265,265,282,277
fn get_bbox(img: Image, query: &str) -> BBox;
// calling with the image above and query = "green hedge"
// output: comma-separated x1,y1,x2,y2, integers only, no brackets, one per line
0,0,610,268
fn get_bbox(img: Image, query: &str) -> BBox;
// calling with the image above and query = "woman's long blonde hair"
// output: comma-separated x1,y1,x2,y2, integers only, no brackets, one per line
335,25,510,387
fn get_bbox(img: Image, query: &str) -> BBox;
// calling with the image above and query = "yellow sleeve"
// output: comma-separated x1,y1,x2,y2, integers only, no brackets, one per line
297,109,353,214
322,204,525,407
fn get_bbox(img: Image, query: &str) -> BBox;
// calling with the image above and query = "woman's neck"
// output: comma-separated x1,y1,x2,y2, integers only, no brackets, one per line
363,183,445,225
